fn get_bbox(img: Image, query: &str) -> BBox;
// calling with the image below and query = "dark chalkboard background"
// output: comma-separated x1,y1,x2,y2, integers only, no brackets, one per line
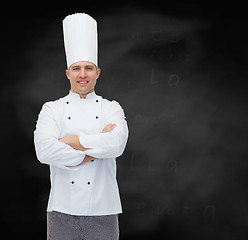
1,3,248,240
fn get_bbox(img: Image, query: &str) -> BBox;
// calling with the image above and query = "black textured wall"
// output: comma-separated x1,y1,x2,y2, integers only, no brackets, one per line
1,3,248,240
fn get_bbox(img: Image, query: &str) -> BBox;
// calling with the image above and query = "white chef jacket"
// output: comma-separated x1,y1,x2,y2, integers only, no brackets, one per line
34,91,128,216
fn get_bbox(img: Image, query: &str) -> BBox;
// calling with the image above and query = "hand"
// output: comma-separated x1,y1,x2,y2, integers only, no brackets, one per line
59,135,75,145
59,136,88,151
82,155,96,163
102,123,116,133
59,136,95,164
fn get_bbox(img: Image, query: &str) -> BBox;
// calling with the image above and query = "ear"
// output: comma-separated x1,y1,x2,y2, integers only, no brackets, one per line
96,68,101,79
65,69,70,80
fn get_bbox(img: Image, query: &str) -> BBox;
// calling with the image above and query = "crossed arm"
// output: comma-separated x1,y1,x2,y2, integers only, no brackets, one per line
34,101,128,169
58,123,116,164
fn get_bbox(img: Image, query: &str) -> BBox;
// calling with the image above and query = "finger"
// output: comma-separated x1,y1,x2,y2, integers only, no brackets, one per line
104,123,113,131
104,123,112,130
108,124,116,132
110,124,116,130
102,125,110,133
102,123,116,133
58,137,65,143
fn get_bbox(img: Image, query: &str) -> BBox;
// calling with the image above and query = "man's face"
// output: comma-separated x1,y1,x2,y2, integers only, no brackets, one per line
65,61,101,98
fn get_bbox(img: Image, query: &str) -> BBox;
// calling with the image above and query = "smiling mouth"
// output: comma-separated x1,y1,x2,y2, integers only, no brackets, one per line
77,80,89,86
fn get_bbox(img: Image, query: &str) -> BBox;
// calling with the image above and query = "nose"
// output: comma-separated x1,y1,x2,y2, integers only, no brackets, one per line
79,69,87,78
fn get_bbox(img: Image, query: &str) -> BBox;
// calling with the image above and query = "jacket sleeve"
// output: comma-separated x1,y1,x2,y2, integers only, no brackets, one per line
79,101,128,159
34,102,86,170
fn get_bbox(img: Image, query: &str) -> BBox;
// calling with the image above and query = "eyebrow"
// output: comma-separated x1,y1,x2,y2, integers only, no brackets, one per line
71,65,94,68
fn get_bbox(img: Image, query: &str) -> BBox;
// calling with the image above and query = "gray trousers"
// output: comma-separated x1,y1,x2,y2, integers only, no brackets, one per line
47,211,119,240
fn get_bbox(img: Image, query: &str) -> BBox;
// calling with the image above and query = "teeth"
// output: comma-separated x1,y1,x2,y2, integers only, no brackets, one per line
79,81,87,83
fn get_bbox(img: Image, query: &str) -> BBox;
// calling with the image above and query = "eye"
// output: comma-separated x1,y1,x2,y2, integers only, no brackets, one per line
86,67,93,70
72,67,79,71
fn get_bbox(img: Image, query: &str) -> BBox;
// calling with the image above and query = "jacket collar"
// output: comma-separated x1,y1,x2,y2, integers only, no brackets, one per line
68,91,97,100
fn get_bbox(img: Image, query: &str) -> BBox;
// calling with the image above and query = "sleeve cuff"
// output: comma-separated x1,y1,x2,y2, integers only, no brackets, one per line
64,150,86,170
79,133,102,148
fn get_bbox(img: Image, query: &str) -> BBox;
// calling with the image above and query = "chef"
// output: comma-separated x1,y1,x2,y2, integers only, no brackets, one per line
34,13,128,240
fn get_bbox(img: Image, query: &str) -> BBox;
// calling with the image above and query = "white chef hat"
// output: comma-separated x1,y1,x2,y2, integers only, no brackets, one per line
63,13,98,69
